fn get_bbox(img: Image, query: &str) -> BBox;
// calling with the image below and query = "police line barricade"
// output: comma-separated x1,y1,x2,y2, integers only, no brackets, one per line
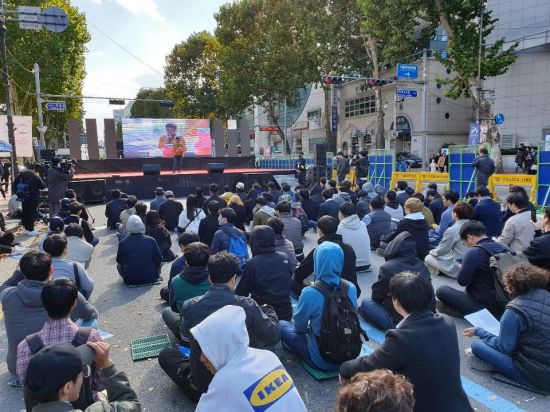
331,169,358,188
488,174,537,204
390,172,422,193
417,172,449,194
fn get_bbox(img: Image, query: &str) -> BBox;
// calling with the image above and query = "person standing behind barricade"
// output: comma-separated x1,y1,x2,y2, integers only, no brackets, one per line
172,136,186,173
47,158,73,216
295,153,307,186
352,150,369,182
472,147,495,189
336,152,350,184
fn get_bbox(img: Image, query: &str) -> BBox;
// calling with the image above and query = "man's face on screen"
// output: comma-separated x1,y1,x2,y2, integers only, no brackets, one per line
166,126,177,137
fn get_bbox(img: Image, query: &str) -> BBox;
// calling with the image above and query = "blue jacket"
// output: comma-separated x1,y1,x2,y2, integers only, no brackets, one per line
150,195,166,211
473,197,502,238
211,223,247,254
429,205,454,243
318,199,340,220
105,198,127,229
292,241,357,370
116,233,162,285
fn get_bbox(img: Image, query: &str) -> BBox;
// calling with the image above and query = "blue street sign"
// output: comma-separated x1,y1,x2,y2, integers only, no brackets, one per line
397,64,418,79
495,113,505,125
468,123,480,145
396,89,418,98
45,101,66,111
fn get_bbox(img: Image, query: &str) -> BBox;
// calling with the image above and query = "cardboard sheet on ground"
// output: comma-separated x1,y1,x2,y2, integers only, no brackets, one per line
465,309,500,336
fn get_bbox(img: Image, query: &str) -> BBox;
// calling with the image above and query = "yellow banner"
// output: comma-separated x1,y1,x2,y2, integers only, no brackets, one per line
489,174,537,185
419,172,449,181
392,172,420,180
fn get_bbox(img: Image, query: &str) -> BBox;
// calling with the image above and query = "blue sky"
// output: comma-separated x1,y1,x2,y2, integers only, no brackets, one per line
73,0,226,131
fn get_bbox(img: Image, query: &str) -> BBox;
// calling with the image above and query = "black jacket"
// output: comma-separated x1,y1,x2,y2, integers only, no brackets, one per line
352,157,369,178
202,194,226,213
524,231,550,269
292,233,359,297
145,224,175,261
429,197,445,225
318,199,340,220
371,232,434,323
105,198,127,229
230,203,247,231
382,217,430,259
366,209,392,249
340,310,472,412
245,196,257,222
473,197,502,238
198,214,219,247
64,215,94,244
268,189,282,204
301,198,320,222
235,226,293,321
13,170,45,201
182,284,280,393
159,199,183,230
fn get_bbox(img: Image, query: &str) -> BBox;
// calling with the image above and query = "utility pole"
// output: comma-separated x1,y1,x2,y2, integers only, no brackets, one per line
421,49,428,168
33,63,47,157
476,0,484,124
0,0,18,181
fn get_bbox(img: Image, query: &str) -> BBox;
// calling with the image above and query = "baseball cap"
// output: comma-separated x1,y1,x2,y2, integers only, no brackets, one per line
25,343,95,397
164,190,174,197
49,217,65,232
60,198,72,211
155,187,164,195
236,182,245,190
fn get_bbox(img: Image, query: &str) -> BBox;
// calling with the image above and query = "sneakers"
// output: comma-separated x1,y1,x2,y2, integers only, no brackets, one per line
25,230,40,237
465,352,498,372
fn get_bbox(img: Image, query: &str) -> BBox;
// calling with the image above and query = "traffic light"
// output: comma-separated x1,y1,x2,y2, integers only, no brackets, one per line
109,99,126,105
158,100,174,108
323,76,345,85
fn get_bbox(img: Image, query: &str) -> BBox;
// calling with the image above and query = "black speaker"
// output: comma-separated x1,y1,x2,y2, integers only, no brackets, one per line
313,144,327,166
40,149,55,162
143,164,161,175
207,162,224,173
69,179,106,204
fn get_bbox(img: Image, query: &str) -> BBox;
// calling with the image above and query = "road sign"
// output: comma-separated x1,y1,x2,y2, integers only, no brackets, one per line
397,64,418,79
495,113,505,125
45,101,66,111
40,7,68,33
396,89,418,98
18,6,42,30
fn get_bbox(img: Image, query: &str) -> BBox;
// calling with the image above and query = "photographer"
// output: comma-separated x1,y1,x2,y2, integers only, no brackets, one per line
47,158,74,215
12,164,45,236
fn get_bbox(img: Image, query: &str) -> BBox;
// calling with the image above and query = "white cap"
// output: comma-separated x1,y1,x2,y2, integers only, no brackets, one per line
236,182,245,190
164,190,174,197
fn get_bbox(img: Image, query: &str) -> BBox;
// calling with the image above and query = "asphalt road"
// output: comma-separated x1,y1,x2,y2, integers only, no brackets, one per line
0,200,548,411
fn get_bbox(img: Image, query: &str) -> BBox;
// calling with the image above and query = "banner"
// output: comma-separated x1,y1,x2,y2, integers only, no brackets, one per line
122,118,212,158
0,115,33,157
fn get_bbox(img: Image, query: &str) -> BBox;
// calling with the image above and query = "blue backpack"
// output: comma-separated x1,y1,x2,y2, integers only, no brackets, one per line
16,179,30,201
222,227,249,269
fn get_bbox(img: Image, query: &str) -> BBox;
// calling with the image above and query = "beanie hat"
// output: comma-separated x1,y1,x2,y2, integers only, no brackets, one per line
126,215,145,234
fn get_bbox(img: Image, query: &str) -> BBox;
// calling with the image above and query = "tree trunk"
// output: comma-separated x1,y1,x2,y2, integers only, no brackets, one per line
478,95,503,172
434,0,455,43
363,34,385,149
265,105,290,155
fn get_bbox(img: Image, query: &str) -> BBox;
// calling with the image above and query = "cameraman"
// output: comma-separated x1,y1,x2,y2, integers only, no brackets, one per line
47,158,74,215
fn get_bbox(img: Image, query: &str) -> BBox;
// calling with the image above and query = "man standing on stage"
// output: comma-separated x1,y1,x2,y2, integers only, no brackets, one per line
295,153,306,185
158,123,179,157
172,136,186,173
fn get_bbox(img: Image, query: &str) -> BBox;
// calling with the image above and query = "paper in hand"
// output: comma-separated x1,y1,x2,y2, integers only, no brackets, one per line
465,309,501,336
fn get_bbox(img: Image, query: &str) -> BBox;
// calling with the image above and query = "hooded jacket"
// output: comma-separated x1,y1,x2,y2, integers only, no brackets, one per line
371,232,434,323
236,226,293,321
382,212,430,259
524,231,550,269
13,169,45,201
169,266,210,313
253,205,276,227
427,219,469,277
361,182,376,199
193,306,306,412
384,202,404,222
318,198,340,220
332,191,351,205
278,212,303,251
337,215,372,267
293,242,358,371
0,279,97,375
274,234,298,269
292,233,359,297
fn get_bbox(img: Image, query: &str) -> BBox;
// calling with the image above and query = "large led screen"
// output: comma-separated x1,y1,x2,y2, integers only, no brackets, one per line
122,118,212,158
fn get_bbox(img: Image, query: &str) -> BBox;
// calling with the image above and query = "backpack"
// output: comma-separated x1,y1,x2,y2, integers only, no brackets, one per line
292,205,309,234
312,280,364,364
476,243,529,309
24,328,94,411
221,226,249,269
16,178,30,201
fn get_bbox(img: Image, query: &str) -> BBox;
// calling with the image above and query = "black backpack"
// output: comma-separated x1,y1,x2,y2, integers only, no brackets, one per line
24,328,94,411
312,280,364,364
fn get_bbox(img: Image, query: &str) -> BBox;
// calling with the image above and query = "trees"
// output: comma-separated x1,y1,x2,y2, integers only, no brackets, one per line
2,0,90,148
419,0,517,171
130,88,173,118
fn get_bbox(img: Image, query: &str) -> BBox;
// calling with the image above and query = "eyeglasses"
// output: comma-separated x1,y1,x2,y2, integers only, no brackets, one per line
81,364,91,379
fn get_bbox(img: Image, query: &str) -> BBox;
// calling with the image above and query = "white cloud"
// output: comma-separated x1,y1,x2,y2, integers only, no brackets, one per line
88,50,105,57
115,0,164,22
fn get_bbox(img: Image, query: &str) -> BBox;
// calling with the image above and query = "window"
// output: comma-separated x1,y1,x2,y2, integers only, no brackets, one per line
344,95,376,118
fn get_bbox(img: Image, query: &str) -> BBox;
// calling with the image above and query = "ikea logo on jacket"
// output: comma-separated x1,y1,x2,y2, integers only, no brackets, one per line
243,365,294,412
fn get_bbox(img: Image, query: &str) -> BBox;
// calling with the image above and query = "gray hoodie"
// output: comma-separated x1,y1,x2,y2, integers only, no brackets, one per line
337,214,372,267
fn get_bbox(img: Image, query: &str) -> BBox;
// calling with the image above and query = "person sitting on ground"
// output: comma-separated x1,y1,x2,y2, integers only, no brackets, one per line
501,185,537,225
211,207,248,255
235,182,247,203
426,189,445,225
0,210,15,254
395,181,411,208
16,278,103,396
309,181,324,205
337,202,372,272
472,187,502,238
158,252,280,402
425,201,473,278
361,182,377,201
281,241,358,371
383,190,404,224
236,225,293,320
65,202,99,247
43,234,95,300
198,201,220,247
134,202,147,225
191,305,306,412
64,224,94,270
299,189,319,224
276,201,304,260
281,183,296,202
497,192,535,253
202,183,226,213
327,179,338,196
292,215,359,297
380,198,430,259
24,341,140,411
8,193,23,219
355,190,371,220
220,185,234,203
116,215,162,285
318,189,340,221
244,189,258,223
64,190,89,222
429,190,459,245
227,194,247,231
162,242,211,341
333,180,352,205
412,193,435,227
267,217,298,269
466,191,479,207
252,196,275,227
1,251,97,383
363,196,392,250
361,232,434,330
194,186,206,209
118,195,137,232
340,273,472,412
160,232,200,302
39,216,65,251
159,190,184,231
267,181,282,204
145,210,176,262
104,189,127,230
524,206,550,269
177,194,206,234
463,262,550,393
336,370,415,412
436,220,508,318
54,198,72,220
150,187,166,211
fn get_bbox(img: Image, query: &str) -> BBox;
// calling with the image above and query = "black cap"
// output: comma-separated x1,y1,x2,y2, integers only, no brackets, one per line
155,187,164,195
25,343,95,396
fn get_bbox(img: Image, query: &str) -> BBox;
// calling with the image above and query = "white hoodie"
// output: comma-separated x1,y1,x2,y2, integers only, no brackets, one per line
337,214,372,267
192,305,307,412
